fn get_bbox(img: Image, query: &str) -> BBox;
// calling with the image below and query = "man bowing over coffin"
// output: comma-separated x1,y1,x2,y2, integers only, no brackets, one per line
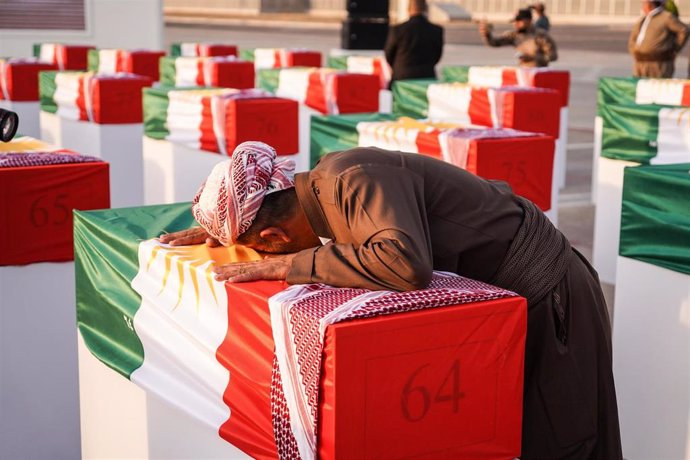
161,141,622,460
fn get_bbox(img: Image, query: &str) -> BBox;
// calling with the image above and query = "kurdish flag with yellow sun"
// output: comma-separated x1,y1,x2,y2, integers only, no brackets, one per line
75,203,284,459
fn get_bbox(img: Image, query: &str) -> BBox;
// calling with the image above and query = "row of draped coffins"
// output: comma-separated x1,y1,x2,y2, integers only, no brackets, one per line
3,41,687,459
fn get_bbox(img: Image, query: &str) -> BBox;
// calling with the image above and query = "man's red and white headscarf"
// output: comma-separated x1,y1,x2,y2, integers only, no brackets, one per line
192,141,295,246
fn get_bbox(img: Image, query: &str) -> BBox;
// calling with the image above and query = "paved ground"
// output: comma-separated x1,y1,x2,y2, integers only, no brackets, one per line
165,21,690,310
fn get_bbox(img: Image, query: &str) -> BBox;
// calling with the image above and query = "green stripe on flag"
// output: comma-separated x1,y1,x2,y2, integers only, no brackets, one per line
310,113,397,167
143,86,174,139
170,43,182,57
598,77,638,112
74,203,198,378
32,43,41,58
87,49,100,72
620,163,690,275
39,70,59,114
441,66,470,83
327,55,347,70
257,68,281,93
392,79,435,118
239,48,255,62
600,102,659,163
159,57,178,87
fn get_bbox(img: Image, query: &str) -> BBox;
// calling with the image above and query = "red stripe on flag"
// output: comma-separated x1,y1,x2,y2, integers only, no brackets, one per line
218,281,285,460
468,88,493,126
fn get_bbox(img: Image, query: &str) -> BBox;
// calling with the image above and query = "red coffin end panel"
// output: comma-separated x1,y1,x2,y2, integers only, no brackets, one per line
127,51,166,82
0,162,110,265
227,98,299,155
502,90,561,138
470,135,555,211
319,296,527,459
215,61,255,90
333,74,380,114
3,62,59,101
57,45,94,71
288,51,322,68
203,45,238,57
532,71,571,108
91,76,153,124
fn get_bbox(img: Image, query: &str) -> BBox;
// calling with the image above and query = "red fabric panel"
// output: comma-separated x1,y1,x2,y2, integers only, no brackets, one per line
2,62,58,101
201,45,238,57
501,90,561,138
90,75,152,124
468,88,494,126
306,72,328,114
227,98,299,155
533,71,570,107
214,61,255,90
0,161,110,265
473,136,554,211
198,97,219,152
76,77,88,121
415,129,444,160
126,51,165,82
219,281,285,460
56,45,93,70
682,84,690,106
287,51,322,68
502,68,519,86
332,74,380,114
319,296,526,459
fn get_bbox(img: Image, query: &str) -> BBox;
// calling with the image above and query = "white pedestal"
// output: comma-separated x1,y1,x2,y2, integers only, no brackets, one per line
143,136,228,205
298,104,319,171
379,89,393,114
0,262,81,460
613,256,690,460
77,334,249,459
0,100,41,139
544,179,559,228
39,111,144,208
591,115,603,204
592,156,639,284
555,106,569,189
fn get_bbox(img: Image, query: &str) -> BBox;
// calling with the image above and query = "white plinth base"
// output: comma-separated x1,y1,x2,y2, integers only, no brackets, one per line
591,116,603,204
39,111,144,208
0,262,80,460
143,136,229,205
592,156,639,284
299,104,320,171
555,107,569,189
0,100,41,139
613,256,690,460
77,333,250,459
380,89,393,114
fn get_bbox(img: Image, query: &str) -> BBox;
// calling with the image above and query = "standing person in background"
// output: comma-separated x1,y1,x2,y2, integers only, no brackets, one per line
479,8,558,67
384,0,444,86
628,0,688,78
532,2,551,31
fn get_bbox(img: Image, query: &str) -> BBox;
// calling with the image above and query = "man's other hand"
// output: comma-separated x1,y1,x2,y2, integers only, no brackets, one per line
213,254,296,283
159,227,221,247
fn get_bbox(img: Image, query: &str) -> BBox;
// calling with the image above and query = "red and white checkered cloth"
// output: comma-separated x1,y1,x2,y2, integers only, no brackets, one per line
0,150,100,168
269,271,518,460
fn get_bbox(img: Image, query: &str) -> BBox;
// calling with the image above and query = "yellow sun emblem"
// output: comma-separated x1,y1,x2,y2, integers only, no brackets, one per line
146,242,262,310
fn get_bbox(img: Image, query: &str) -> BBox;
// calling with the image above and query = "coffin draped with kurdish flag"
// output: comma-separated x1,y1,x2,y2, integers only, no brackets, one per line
74,203,527,460
310,113,554,211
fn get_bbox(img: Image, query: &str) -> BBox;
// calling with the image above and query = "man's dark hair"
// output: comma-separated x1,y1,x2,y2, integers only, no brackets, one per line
411,0,429,13
235,187,298,244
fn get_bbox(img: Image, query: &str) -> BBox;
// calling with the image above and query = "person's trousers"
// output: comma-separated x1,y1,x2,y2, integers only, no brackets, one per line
633,59,675,78
520,250,623,460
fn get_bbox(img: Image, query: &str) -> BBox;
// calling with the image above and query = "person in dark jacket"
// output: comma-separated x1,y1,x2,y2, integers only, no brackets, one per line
384,0,444,85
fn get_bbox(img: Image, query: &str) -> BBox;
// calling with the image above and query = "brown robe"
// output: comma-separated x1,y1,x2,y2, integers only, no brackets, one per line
286,148,622,459
628,9,689,78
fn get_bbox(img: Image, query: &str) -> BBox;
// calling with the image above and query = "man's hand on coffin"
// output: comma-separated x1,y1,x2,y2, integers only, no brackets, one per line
159,227,221,247
213,254,296,283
